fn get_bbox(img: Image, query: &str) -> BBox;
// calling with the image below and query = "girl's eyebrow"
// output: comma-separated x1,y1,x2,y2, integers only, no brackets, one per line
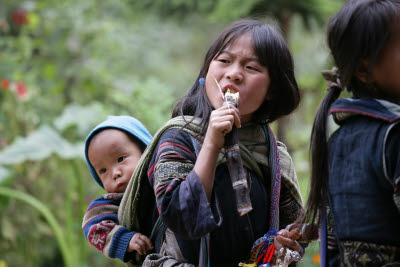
219,50,259,63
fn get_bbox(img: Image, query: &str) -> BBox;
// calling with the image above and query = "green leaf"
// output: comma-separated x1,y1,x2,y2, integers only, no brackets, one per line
54,103,105,137
0,125,84,165
0,167,11,183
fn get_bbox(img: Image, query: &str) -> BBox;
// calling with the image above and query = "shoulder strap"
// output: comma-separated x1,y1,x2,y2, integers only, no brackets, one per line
260,122,282,232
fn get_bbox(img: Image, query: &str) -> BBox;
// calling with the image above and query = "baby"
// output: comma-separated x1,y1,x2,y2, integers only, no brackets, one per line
82,116,153,262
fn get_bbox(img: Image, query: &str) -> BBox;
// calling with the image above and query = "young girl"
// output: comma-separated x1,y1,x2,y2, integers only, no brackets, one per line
119,19,305,266
306,0,400,265
128,20,302,266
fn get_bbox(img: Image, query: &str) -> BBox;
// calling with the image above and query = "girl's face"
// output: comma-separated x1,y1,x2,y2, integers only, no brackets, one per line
88,129,142,193
371,18,400,104
205,33,271,123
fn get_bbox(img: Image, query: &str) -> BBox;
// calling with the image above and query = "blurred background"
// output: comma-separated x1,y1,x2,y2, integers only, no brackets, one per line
0,0,343,266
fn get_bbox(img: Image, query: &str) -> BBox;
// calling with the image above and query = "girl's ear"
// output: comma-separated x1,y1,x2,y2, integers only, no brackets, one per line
355,60,370,83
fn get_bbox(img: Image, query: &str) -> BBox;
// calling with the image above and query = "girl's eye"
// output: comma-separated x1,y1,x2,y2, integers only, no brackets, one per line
118,156,126,163
218,59,230,64
99,168,107,174
246,65,259,72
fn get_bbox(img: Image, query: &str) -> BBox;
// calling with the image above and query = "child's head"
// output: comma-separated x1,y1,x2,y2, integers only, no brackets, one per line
84,116,152,192
173,19,299,124
306,0,400,224
327,0,400,102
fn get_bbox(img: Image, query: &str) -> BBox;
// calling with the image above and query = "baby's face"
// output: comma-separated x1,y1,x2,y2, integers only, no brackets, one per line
88,129,143,193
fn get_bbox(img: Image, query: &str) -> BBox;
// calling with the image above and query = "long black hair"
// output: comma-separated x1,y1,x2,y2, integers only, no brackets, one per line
172,19,300,135
306,0,400,224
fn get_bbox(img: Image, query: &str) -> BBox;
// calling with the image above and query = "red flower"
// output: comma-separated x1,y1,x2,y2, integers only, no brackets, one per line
15,82,28,98
1,79,10,90
11,9,29,26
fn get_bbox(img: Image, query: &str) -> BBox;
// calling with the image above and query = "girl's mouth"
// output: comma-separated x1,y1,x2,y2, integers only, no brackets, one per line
222,84,239,94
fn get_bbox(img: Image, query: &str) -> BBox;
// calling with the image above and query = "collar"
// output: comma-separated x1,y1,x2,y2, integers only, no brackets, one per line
330,98,400,124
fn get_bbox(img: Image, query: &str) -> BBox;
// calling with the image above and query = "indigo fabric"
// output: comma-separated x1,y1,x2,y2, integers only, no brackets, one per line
327,98,400,265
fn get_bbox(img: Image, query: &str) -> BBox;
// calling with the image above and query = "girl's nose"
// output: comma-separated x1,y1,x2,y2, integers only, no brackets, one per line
225,65,243,82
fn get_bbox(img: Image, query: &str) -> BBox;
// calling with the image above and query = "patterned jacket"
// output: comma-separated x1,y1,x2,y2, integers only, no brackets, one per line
82,193,136,262
147,120,304,266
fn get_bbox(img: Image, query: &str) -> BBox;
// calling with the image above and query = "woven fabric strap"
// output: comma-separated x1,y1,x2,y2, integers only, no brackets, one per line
262,122,282,232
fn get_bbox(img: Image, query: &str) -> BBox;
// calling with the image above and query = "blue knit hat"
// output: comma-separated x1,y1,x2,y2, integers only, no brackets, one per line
84,116,152,188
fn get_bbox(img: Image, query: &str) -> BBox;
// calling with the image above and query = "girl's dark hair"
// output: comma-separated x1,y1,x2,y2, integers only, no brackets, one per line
306,0,400,224
172,19,300,135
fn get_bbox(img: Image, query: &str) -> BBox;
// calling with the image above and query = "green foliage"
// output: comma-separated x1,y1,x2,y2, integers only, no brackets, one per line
130,0,342,26
0,167,11,183
0,0,217,265
209,0,260,22
0,187,73,267
0,125,84,164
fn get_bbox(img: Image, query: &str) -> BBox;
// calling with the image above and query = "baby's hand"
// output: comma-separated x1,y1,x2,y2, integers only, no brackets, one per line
127,232,153,255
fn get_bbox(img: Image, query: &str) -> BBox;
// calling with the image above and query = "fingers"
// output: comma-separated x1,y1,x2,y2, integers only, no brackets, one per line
288,228,301,240
277,229,301,252
129,233,154,255
221,103,241,128
273,229,303,265
277,229,290,238
141,235,153,250
204,104,241,150
275,235,302,253
210,104,241,133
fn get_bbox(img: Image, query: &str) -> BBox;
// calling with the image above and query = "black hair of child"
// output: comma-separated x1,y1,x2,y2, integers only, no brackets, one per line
172,19,300,136
306,0,400,224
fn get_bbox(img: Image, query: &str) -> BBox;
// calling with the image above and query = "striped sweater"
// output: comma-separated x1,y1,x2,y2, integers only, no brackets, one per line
82,193,136,262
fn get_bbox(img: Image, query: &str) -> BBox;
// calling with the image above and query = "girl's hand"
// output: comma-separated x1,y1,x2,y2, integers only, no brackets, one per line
128,232,153,255
203,103,241,150
194,103,240,200
271,229,302,264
